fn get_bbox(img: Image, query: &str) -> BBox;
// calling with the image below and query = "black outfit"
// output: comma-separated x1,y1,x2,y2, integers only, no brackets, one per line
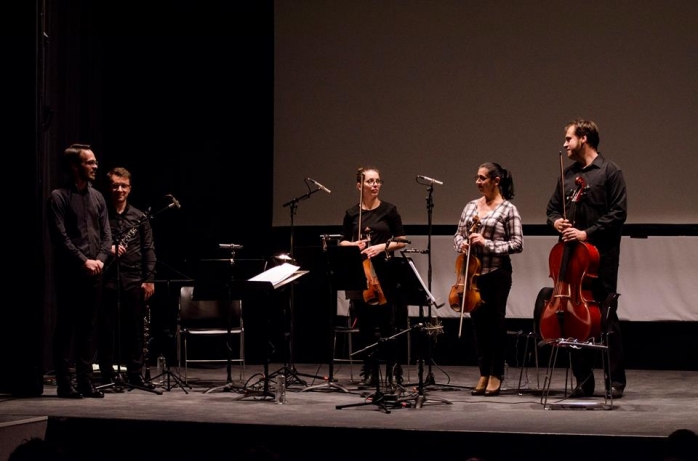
546,153,627,395
47,183,112,395
98,203,156,384
341,201,406,386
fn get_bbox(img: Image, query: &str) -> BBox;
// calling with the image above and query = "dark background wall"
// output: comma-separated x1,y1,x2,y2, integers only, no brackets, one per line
3,0,695,396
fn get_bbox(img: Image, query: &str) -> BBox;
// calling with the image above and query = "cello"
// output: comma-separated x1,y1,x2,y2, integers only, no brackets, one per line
448,216,484,338
539,171,601,342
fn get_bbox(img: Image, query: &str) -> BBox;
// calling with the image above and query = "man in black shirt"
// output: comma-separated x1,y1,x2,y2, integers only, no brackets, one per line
98,167,156,389
47,144,111,398
546,119,627,399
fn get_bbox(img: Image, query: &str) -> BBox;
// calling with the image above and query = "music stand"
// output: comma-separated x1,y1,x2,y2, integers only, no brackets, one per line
199,253,266,394
304,241,365,393
390,256,452,408
230,264,308,402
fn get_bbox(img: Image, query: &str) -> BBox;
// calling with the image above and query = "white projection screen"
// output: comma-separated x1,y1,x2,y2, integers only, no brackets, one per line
274,1,698,322
273,0,698,227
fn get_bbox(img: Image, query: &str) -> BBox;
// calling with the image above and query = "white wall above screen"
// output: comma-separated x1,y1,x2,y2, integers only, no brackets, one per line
274,1,698,227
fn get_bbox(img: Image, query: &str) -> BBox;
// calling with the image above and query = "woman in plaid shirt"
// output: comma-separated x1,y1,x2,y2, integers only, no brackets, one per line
453,162,523,396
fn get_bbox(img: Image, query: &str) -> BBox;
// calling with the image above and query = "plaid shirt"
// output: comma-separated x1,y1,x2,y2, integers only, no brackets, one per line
453,200,523,275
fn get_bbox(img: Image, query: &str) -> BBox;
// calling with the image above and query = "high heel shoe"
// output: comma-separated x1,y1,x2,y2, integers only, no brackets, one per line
471,376,489,396
484,376,501,396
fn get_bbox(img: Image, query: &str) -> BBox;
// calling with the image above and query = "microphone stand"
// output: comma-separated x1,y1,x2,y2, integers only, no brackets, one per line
279,186,326,386
419,182,453,389
134,198,189,393
99,209,162,395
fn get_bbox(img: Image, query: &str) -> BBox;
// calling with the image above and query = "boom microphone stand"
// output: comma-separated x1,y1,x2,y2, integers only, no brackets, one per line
98,208,162,395
413,176,458,390
279,179,330,386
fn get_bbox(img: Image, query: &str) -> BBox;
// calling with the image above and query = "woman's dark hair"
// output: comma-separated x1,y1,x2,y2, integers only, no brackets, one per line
480,162,515,200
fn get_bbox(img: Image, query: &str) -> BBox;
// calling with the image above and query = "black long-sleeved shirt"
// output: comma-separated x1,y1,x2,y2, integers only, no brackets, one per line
47,183,112,271
103,202,156,291
546,153,627,261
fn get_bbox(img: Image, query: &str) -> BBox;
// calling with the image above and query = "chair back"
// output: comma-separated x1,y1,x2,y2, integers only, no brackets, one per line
179,286,240,330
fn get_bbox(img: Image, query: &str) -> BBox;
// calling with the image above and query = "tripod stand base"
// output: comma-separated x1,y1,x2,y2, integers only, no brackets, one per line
204,381,247,394
336,390,407,413
302,379,351,393
97,374,163,395
149,369,191,394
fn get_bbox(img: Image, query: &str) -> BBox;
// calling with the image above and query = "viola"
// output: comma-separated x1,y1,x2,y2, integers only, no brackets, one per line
448,216,483,314
539,174,601,342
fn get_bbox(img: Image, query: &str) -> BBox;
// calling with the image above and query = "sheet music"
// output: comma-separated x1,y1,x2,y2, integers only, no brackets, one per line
407,258,438,305
249,262,301,286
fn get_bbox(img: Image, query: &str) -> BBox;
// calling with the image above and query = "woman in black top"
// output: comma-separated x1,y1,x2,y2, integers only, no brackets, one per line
339,166,408,388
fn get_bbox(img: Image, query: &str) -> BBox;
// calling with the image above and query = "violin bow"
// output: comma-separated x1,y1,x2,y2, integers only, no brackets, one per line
458,215,479,339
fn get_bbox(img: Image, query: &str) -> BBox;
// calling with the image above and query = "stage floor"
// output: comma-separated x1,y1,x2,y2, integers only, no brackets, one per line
1,363,697,461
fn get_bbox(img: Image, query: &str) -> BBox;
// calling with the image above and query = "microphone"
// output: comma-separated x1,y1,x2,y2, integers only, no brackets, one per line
402,248,429,254
416,175,444,185
392,237,411,244
219,243,243,250
166,195,181,209
306,177,331,194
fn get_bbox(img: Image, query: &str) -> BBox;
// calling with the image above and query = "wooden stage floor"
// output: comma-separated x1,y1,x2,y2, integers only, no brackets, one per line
1,362,697,461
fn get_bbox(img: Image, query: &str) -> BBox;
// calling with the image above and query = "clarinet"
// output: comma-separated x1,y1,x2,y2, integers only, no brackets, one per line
143,302,151,382
118,223,140,249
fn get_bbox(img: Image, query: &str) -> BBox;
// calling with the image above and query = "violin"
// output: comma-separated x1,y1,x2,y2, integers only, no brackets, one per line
449,216,484,338
539,172,601,342
448,215,483,314
356,173,388,306
361,230,388,306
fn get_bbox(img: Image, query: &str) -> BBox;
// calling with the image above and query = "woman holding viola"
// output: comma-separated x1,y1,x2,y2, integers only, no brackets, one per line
453,162,523,396
340,166,407,388
546,119,627,399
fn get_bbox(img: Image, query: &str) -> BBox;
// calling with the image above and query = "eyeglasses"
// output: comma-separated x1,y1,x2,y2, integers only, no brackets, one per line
475,175,489,182
83,160,98,166
111,183,131,190
365,179,384,186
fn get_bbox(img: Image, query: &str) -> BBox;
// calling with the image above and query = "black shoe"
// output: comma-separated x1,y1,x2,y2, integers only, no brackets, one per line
57,385,83,399
77,381,105,398
569,385,594,398
359,373,377,388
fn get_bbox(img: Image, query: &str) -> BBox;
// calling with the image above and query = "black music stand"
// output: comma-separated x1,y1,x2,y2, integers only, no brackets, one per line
230,265,308,402
390,256,452,408
199,253,266,394
304,242,366,393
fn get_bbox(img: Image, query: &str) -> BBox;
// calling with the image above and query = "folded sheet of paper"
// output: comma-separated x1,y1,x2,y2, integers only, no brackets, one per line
249,262,301,285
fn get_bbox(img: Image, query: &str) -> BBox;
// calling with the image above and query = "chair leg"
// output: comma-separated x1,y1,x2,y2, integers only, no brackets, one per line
541,342,561,408
347,329,354,382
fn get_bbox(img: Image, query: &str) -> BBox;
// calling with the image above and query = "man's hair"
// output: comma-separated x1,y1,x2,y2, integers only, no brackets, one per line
107,167,132,184
61,143,91,172
565,119,600,150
